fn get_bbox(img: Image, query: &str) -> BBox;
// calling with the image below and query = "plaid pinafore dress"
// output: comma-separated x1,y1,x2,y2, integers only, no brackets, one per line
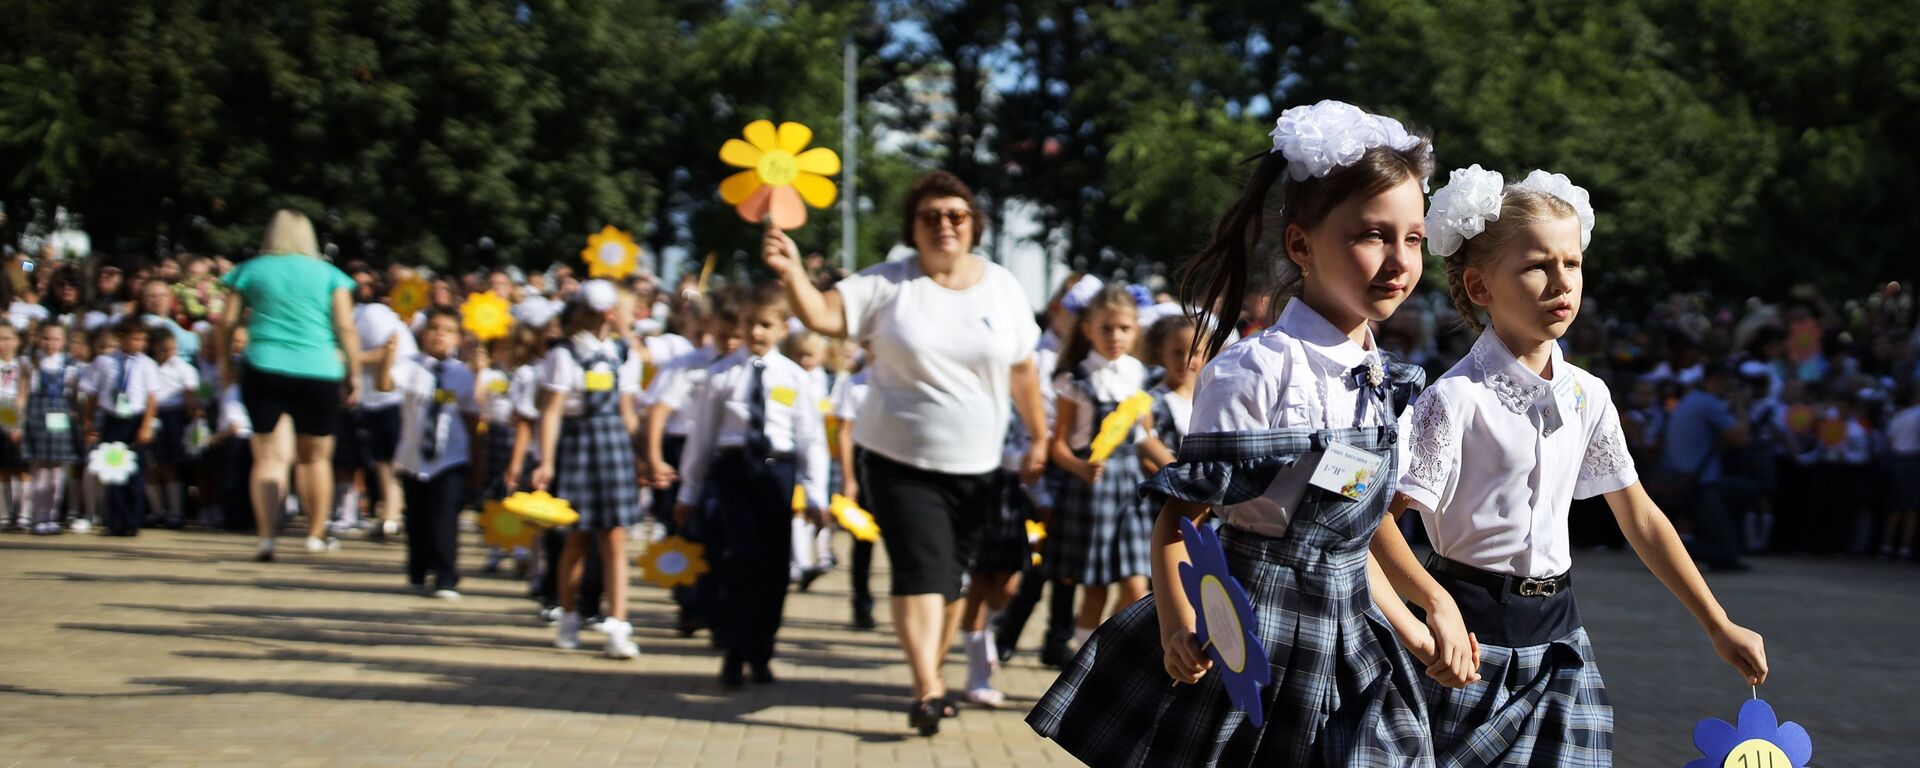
1028,360,1434,767
22,356,80,464
551,345,642,531
1044,367,1152,586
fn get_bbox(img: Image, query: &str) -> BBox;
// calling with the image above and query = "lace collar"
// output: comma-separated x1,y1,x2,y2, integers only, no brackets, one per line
1469,329,1571,416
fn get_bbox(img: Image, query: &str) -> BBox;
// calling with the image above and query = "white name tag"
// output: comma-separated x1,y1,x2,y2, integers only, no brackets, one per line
113,394,140,419
1307,439,1388,501
45,412,71,433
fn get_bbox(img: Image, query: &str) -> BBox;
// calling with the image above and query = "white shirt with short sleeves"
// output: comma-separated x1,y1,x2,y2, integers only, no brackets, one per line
673,349,829,510
354,303,418,411
539,333,643,417
81,352,161,416
153,356,200,409
836,257,1040,475
1053,351,1149,451
1187,300,1406,538
1397,329,1638,579
391,353,479,481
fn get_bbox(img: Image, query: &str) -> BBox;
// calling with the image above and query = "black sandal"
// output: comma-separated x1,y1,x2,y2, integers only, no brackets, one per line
908,698,941,736
936,697,960,719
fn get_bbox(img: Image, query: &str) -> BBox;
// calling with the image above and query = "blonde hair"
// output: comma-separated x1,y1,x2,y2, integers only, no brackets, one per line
260,210,320,257
780,331,828,362
1443,188,1578,332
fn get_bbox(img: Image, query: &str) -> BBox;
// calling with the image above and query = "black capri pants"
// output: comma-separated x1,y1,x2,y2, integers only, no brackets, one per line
859,449,997,602
240,365,344,437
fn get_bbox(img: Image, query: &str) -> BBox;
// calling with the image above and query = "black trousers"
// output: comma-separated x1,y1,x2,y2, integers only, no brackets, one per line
98,416,147,534
403,467,465,590
654,435,698,616
700,451,797,666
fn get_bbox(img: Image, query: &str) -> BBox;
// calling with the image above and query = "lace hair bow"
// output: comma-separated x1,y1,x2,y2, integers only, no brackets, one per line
1426,166,1597,257
1269,100,1431,188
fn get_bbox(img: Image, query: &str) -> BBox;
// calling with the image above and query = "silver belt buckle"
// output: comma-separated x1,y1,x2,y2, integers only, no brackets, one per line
1517,578,1558,597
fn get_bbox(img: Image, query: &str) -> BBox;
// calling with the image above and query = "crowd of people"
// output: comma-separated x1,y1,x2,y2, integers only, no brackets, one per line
0,151,1915,758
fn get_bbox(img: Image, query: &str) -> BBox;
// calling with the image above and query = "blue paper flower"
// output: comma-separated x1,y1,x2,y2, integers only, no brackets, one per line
1685,699,1812,768
1177,516,1271,726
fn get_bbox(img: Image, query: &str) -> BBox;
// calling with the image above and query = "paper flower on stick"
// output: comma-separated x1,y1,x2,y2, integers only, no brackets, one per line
1088,392,1154,463
582,225,640,281
638,536,709,589
479,501,540,550
719,119,840,229
830,494,880,542
502,491,580,527
389,277,430,321
88,442,140,486
1178,516,1271,726
0,402,19,430
1686,698,1812,768
460,292,512,342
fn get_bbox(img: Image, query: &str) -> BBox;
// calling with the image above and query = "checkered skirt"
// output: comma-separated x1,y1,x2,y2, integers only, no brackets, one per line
481,424,519,499
973,470,1035,574
1029,423,1433,766
1422,627,1611,767
1045,446,1151,584
553,409,642,531
20,392,79,464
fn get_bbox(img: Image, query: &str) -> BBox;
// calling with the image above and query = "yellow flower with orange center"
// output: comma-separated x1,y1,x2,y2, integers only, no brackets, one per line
581,225,641,280
719,119,841,229
460,292,512,341
637,536,710,589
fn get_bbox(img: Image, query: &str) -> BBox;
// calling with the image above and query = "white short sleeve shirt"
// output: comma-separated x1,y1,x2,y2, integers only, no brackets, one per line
1397,329,1638,578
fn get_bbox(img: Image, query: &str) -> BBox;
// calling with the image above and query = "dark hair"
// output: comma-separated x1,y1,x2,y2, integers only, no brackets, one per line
1145,313,1200,366
1180,131,1433,359
116,316,149,336
744,281,791,318
899,171,984,248
1057,284,1140,376
424,306,461,326
708,285,744,327
147,327,174,349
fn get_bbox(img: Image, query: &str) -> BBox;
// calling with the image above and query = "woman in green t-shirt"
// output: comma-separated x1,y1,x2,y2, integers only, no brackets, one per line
217,210,364,562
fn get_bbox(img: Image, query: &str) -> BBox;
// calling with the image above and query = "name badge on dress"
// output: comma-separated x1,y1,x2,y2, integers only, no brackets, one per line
433,389,457,405
488,378,510,394
583,370,615,392
1307,440,1387,501
45,412,71,433
113,394,140,419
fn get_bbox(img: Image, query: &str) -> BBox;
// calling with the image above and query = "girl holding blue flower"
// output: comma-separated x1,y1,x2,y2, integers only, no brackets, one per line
1371,165,1770,766
1028,100,1456,766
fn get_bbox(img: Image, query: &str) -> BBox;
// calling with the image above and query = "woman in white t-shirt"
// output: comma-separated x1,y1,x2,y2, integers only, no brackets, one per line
763,171,1050,736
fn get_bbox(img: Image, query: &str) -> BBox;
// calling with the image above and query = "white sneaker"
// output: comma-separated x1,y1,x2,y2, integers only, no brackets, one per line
583,615,606,633
305,536,340,553
964,687,1006,708
431,589,461,601
602,618,639,659
381,519,401,537
554,611,581,650
68,519,92,534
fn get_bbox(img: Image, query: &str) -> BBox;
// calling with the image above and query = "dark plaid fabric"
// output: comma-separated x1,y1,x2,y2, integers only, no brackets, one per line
552,347,641,531
1422,627,1611,767
973,468,1035,575
1030,423,1434,766
147,406,192,467
1140,428,1313,509
21,366,79,464
481,424,519,500
1046,372,1152,585
1148,385,1185,457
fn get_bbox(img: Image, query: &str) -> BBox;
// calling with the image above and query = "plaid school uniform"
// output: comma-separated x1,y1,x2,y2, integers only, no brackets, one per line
972,413,1034,575
552,345,642,531
1027,371,1433,767
1149,384,1188,456
1045,367,1151,586
1420,610,1611,767
21,356,79,464
478,369,518,499
0,360,24,469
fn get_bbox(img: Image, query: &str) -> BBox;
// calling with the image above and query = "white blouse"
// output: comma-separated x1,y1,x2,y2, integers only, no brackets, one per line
673,349,829,510
538,333,645,417
1188,300,1404,538
1397,329,1638,578
1053,351,1149,450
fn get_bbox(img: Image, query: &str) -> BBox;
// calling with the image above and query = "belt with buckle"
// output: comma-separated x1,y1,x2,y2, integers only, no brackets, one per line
1425,553,1571,598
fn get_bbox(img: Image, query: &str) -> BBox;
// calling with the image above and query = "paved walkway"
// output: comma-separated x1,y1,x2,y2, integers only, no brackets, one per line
0,530,1911,766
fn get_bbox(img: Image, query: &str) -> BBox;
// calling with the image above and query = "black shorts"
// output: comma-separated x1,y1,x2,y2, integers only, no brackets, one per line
359,405,403,463
859,449,997,602
241,365,344,437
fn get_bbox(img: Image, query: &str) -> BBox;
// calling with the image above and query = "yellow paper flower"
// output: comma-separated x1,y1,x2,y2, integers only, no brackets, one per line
502,491,580,527
389,277,430,321
638,536,709,589
830,494,880,542
480,500,540,550
460,292,512,342
1088,392,1155,463
0,402,19,430
792,484,807,512
718,119,841,230
581,225,640,281
1026,519,1047,544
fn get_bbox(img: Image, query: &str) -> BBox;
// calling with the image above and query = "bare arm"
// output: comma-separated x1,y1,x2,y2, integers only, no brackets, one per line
762,224,848,338
329,288,363,406
835,416,859,498
1369,493,1480,686
531,390,565,491
1049,396,1099,483
1009,357,1050,484
1153,500,1212,683
645,402,674,486
1139,409,1175,475
1604,481,1767,684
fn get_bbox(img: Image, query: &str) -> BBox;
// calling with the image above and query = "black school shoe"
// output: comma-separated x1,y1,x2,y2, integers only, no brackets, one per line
719,654,745,689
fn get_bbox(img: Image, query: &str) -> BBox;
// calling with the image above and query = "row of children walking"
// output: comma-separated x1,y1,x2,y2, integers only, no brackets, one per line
1022,100,1773,767
0,317,222,536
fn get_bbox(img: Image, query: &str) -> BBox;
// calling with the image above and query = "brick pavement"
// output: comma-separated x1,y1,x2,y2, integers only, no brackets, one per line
0,530,1911,766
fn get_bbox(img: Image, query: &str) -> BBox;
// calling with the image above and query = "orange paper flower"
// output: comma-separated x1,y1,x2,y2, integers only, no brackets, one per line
460,292,512,341
389,277,430,321
718,119,841,229
581,225,641,281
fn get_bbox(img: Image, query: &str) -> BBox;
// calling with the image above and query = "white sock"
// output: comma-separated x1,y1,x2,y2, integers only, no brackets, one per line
1072,626,1094,649
790,517,816,571
965,631,993,690
334,484,359,524
814,526,835,567
31,468,59,525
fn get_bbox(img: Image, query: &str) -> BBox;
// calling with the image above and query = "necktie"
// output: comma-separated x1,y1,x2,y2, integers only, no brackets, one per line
744,357,771,461
422,359,445,460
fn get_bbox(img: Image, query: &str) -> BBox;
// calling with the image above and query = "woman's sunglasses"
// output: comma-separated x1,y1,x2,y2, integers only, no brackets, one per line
916,209,971,228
